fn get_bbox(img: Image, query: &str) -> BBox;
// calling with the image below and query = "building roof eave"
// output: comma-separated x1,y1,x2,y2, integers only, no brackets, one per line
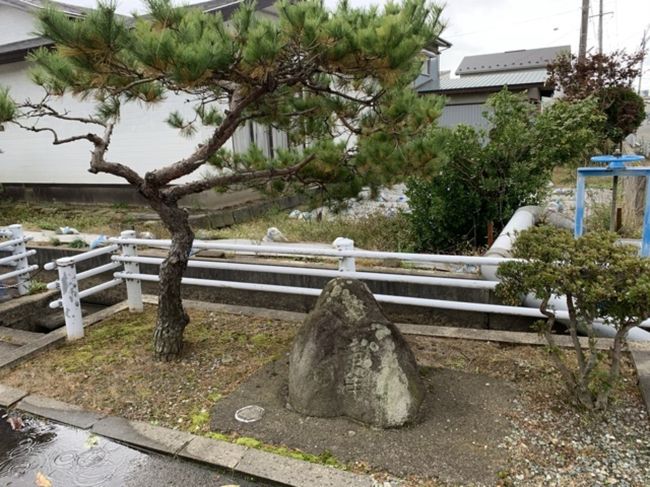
420,82,551,96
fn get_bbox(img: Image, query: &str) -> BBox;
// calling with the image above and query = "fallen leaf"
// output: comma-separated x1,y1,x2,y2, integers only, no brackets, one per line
7,416,24,431
35,471,52,487
84,434,98,449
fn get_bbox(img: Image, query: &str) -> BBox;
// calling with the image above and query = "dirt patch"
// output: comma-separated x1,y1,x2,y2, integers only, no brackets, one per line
211,358,516,485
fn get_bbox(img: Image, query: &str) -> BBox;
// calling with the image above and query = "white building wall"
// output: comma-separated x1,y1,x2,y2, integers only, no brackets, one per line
0,6,35,45
0,4,288,186
0,61,230,184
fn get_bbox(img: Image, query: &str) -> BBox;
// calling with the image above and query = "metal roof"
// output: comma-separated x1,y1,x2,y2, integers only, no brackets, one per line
418,69,549,93
0,0,278,64
456,45,570,76
0,37,51,64
0,0,97,17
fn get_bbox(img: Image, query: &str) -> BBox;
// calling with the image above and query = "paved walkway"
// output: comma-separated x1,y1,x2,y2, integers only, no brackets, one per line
0,407,271,487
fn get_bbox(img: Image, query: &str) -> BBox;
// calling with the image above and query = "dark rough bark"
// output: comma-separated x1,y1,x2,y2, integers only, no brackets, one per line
151,200,194,361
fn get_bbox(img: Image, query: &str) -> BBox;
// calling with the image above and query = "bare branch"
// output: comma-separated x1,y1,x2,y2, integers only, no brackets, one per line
21,101,106,127
10,120,98,145
87,123,144,186
303,81,383,105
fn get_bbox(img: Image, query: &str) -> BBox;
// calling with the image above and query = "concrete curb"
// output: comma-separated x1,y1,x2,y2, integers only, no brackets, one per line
0,383,28,407
1,385,374,487
17,394,105,429
631,350,650,417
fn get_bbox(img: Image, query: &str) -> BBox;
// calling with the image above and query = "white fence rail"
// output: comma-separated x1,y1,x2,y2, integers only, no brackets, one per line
0,224,37,296
43,230,544,341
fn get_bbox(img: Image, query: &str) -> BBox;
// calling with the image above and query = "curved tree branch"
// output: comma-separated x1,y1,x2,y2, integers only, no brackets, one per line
163,153,316,202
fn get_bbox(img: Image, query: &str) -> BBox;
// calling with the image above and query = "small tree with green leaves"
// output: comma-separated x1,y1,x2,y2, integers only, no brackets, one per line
547,50,646,146
497,226,650,410
0,0,445,360
405,89,605,251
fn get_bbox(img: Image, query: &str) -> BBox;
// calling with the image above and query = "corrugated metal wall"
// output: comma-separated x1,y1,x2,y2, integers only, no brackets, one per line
438,104,491,131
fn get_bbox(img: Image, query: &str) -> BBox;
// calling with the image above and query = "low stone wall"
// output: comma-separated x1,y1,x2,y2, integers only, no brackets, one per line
0,290,60,331
29,246,536,332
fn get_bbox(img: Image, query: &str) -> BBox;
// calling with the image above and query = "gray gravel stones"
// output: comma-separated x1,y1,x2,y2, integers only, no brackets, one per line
501,395,650,486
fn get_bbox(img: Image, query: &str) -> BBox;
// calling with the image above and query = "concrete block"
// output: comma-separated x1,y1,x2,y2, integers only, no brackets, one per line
631,350,650,416
236,448,373,487
17,394,104,429
0,383,28,407
92,416,193,454
178,436,248,469
232,207,252,224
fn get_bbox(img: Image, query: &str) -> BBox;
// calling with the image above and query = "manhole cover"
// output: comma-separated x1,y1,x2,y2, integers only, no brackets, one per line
234,405,265,423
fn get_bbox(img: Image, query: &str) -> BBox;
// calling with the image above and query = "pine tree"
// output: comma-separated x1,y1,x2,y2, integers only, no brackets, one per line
0,0,445,360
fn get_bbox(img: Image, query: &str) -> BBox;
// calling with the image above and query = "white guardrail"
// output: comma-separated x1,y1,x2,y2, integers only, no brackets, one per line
0,224,37,296
42,230,558,342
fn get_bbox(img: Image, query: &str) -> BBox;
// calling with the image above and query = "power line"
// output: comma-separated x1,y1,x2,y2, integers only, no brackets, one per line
448,7,581,39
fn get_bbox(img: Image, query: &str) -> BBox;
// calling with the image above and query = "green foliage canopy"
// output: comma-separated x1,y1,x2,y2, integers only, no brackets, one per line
547,50,646,144
0,0,446,204
497,226,650,410
405,89,605,251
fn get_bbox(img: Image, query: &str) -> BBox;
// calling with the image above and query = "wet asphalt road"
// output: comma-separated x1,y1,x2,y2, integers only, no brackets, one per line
0,408,276,487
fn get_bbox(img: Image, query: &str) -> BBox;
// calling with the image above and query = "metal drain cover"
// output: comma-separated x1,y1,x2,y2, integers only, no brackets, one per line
234,405,265,423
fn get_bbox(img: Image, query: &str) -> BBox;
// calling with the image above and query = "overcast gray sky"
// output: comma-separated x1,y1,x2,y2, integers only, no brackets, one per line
64,0,650,90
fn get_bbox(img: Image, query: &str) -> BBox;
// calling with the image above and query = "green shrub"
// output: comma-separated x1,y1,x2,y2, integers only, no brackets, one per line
497,226,650,410
27,280,47,294
406,89,605,252
68,238,87,249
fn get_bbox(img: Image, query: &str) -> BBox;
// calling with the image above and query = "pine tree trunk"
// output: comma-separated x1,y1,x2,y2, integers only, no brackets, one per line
152,202,194,361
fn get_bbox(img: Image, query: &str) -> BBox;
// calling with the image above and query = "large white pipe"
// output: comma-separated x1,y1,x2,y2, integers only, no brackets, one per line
483,206,650,341
481,206,542,281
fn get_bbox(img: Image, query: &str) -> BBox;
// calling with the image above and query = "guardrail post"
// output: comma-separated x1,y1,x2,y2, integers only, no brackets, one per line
119,230,143,312
57,257,84,340
333,237,356,272
9,224,30,295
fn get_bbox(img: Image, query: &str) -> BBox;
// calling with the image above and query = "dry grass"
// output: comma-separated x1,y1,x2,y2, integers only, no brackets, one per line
0,306,298,434
204,209,415,252
0,201,148,235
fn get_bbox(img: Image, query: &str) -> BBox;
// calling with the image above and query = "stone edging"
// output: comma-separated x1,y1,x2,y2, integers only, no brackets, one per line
0,386,373,487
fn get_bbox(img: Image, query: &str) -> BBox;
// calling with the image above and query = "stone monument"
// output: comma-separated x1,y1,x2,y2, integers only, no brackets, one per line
288,278,424,428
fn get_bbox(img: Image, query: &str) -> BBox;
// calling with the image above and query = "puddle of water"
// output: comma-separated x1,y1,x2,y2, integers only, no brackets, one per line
0,409,273,487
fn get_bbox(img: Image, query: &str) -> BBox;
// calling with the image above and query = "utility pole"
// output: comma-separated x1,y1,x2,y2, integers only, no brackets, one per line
640,26,649,95
579,0,590,60
598,0,603,53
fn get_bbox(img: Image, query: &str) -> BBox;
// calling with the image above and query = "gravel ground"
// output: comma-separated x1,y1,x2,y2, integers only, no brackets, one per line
289,183,611,226
499,389,650,486
400,337,650,487
545,186,612,221
290,184,410,220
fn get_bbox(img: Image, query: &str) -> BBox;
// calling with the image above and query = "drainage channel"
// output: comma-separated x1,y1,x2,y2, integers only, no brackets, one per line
0,408,277,487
